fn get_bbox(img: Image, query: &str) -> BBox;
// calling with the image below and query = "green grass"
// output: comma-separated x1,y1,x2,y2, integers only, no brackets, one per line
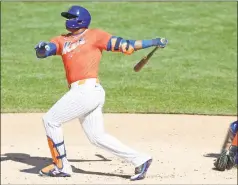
1,2,237,115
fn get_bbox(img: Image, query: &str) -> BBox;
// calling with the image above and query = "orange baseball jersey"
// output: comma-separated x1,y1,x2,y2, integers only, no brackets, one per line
50,29,112,85
232,133,238,146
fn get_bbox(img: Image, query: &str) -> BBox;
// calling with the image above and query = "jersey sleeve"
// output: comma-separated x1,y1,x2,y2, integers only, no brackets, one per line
50,36,61,55
94,29,112,51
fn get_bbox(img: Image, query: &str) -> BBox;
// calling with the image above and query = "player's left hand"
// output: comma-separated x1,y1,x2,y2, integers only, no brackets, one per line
214,145,237,171
34,41,50,59
34,41,49,50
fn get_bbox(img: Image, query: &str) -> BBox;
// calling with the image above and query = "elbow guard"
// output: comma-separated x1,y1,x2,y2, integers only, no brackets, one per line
107,37,135,55
120,39,135,55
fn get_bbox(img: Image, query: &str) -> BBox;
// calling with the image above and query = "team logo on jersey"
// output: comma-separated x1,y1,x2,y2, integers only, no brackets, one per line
62,38,86,55
78,38,85,45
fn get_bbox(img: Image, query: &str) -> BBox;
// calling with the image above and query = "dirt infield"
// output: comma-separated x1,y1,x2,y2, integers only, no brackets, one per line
1,113,237,184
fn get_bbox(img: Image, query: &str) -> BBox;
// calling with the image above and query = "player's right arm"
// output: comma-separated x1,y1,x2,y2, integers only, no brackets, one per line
34,37,61,58
94,29,168,55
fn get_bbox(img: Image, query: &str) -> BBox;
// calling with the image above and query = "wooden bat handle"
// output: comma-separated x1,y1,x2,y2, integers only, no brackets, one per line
134,47,159,72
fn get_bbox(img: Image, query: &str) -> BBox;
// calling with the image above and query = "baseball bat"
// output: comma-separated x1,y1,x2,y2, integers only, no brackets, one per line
133,46,159,72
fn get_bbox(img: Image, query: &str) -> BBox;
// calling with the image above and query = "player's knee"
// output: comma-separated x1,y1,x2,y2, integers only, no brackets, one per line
88,135,100,146
42,115,51,129
42,114,61,129
87,132,104,147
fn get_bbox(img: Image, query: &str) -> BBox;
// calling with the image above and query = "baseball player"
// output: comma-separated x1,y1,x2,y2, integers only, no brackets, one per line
214,120,238,171
34,5,168,180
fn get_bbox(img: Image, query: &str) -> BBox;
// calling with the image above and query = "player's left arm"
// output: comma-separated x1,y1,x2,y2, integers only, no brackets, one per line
107,36,168,55
34,37,61,59
35,42,57,58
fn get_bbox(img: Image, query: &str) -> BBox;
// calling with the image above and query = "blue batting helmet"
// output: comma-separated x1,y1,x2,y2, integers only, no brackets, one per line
61,5,91,30
230,120,238,135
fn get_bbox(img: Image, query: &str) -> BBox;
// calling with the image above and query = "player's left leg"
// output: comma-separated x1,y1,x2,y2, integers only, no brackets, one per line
40,80,103,177
79,89,152,180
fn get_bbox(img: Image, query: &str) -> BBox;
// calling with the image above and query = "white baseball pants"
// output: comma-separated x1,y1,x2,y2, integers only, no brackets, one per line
42,78,151,170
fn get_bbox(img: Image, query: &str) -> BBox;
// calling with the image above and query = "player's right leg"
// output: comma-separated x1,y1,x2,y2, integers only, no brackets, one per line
40,80,102,177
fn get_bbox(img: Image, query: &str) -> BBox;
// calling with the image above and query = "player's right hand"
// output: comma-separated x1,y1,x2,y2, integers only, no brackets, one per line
155,38,168,48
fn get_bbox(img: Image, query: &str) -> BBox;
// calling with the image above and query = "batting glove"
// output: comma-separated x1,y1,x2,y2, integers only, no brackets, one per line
34,41,49,50
34,41,50,59
155,38,168,48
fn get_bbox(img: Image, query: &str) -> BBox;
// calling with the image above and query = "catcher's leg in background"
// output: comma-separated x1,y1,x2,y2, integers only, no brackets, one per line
40,81,103,177
214,122,238,171
80,102,152,180
229,121,238,164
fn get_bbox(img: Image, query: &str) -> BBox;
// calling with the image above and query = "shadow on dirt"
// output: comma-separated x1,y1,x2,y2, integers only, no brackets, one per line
203,153,220,158
71,166,131,179
0,153,132,179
